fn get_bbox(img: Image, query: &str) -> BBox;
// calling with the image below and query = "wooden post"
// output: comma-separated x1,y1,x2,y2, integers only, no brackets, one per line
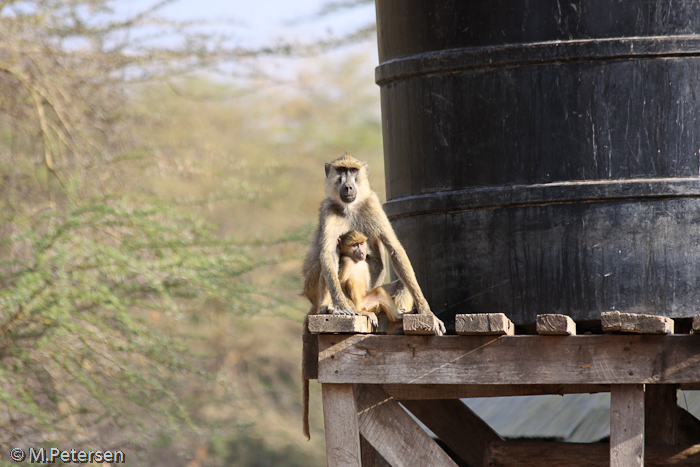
323,384,362,467
645,385,678,445
611,384,645,467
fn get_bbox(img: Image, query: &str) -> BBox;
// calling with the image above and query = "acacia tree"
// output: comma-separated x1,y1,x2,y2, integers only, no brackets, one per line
0,0,309,459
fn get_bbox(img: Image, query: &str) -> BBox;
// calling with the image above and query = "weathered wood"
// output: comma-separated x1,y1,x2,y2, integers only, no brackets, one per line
536,314,577,335
302,332,319,380
485,442,700,466
356,384,458,467
678,408,700,445
309,314,375,334
602,311,674,334
322,384,362,467
383,383,610,400
403,314,439,335
646,385,678,445
455,313,514,335
318,334,700,385
401,399,502,467
611,384,645,467
693,315,700,334
360,435,375,467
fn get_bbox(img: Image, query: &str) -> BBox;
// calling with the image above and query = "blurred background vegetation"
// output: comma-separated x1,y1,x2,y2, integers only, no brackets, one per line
0,0,379,465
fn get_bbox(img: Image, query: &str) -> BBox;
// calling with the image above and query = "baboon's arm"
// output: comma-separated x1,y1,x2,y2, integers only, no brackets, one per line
319,215,354,314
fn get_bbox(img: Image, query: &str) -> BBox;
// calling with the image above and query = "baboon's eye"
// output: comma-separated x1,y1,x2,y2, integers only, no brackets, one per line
349,168,358,174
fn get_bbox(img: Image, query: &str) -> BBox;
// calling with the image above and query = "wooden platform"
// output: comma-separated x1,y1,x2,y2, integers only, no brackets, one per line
304,312,700,467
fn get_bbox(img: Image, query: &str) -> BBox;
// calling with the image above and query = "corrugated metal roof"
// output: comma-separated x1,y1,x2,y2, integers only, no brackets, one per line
458,390,700,443
679,390,700,416
463,393,610,442
405,391,700,443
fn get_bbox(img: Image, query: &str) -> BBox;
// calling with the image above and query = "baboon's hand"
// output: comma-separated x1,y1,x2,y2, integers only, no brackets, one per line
432,315,446,336
359,312,379,329
332,307,355,316
417,300,446,335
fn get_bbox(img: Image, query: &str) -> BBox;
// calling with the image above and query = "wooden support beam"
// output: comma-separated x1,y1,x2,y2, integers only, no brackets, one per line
361,435,390,467
611,384,645,467
455,313,514,335
536,314,576,335
355,384,458,467
403,314,440,335
302,332,319,380
318,334,700,385
678,408,700,445
383,383,610,400
322,384,362,467
646,385,678,445
401,399,502,467
602,311,674,334
484,442,700,466
360,435,376,467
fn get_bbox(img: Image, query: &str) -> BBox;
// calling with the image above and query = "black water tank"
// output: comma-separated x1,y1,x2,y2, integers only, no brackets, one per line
376,1,700,328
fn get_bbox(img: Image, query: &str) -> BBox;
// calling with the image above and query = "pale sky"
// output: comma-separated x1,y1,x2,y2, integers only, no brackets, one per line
160,0,377,49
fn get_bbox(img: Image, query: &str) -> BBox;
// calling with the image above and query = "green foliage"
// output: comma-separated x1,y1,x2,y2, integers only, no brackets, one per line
0,0,383,464
0,193,307,447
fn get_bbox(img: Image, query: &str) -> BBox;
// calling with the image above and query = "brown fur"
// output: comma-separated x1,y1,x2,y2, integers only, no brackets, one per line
301,154,445,440
337,230,403,327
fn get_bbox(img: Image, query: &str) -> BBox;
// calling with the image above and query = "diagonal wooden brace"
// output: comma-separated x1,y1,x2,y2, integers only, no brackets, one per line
355,384,458,467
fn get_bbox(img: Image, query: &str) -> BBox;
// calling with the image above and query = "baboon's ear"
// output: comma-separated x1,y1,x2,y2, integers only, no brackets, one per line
325,163,331,177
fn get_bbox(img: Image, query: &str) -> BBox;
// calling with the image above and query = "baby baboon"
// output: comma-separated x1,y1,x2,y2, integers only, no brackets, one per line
337,230,403,328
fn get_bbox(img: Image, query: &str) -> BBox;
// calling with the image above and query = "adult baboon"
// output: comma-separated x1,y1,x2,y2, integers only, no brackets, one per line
301,153,445,440
302,153,444,332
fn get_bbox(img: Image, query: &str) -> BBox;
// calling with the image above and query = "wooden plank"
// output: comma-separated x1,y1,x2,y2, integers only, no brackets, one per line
602,311,623,331
455,313,514,335
485,442,700,466
309,314,374,334
383,383,610,400
401,399,502,467
317,334,700,385
403,314,440,335
322,384,362,467
536,314,577,335
360,434,398,467
645,385,677,445
360,435,376,467
602,311,674,334
693,315,700,334
302,332,319,380
611,384,645,467
355,384,458,467
678,408,700,445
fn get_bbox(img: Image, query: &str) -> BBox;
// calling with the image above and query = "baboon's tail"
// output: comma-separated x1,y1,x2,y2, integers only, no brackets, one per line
303,376,310,440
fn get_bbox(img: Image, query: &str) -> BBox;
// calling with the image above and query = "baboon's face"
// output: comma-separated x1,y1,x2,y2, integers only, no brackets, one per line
335,166,360,203
349,240,367,262
324,156,370,205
